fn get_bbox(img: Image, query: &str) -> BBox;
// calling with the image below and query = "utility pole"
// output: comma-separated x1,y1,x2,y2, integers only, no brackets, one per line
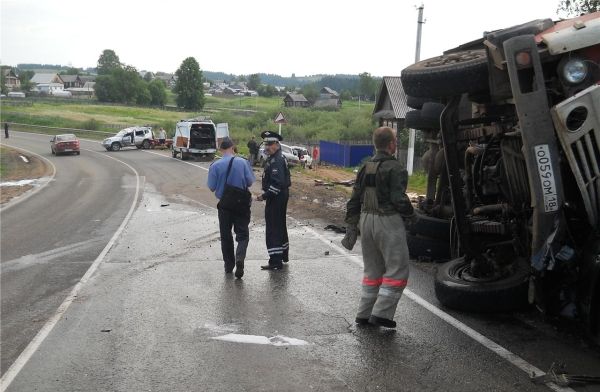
407,3,424,175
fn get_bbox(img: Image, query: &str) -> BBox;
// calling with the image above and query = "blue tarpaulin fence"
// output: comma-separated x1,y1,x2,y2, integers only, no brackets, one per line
319,140,374,167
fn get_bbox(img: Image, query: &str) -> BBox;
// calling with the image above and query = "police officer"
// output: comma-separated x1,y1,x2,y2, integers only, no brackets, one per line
256,131,291,270
342,126,416,328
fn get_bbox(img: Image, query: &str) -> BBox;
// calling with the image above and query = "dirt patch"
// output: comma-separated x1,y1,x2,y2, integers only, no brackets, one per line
0,147,50,204
286,166,357,227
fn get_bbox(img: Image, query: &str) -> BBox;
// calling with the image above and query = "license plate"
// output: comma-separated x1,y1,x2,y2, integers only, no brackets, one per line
64,149,72,152
534,144,558,213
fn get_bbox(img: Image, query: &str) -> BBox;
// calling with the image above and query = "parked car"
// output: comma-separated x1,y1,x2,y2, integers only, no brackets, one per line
258,142,300,167
50,134,80,155
291,146,313,168
103,126,154,151
400,12,600,343
7,91,26,98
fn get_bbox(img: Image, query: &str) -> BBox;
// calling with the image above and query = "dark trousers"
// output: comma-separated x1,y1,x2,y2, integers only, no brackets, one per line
265,191,289,265
4,127,8,139
218,207,250,271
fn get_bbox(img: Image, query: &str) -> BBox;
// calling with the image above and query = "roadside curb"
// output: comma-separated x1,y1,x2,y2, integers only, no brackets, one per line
0,143,57,213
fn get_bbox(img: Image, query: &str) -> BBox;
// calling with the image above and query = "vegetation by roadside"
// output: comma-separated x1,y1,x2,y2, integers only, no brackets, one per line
0,146,49,204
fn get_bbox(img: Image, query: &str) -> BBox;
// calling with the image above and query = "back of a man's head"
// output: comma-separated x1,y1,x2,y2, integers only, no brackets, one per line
373,127,395,150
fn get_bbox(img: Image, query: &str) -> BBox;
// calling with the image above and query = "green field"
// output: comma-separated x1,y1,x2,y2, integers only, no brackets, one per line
0,96,377,144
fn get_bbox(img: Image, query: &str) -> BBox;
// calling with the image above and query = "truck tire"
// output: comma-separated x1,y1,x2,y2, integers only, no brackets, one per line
142,140,151,149
111,142,121,152
407,95,432,110
401,50,489,98
405,103,446,131
407,233,450,263
435,257,530,312
408,210,450,240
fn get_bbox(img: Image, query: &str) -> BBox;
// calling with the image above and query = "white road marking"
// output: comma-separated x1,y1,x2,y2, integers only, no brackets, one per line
0,143,56,213
19,155,29,163
292,219,574,392
0,179,39,187
212,334,309,346
0,150,141,392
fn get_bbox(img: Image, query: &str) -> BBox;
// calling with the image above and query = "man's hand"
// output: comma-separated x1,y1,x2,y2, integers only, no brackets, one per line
256,194,264,202
341,224,358,250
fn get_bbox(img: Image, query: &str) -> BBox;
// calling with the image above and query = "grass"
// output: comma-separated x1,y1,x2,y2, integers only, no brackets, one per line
407,171,427,194
0,147,8,178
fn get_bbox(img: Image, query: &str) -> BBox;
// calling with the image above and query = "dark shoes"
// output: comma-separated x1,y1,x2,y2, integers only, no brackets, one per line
235,262,244,279
355,317,371,326
369,315,396,328
260,264,283,270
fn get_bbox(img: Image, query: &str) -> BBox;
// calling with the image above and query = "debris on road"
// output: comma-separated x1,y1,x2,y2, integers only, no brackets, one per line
324,224,346,234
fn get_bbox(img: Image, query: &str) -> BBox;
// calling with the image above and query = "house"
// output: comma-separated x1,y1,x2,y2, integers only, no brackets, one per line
223,87,237,95
320,87,339,99
60,74,83,88
79,75,97,84
2,68,20,91
35,83,67,95
30,73,64,85
283,93,309,108
372,76,410,131
67,82,95,98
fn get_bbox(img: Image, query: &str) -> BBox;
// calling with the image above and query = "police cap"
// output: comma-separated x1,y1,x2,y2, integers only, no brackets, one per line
261,131,282,143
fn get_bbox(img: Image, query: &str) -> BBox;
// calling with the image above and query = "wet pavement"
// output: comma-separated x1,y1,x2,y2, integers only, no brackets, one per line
2,132,600,392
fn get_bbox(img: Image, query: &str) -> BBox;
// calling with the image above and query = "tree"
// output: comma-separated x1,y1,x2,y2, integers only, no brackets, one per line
247,74,261,90
136,83,151,105
301,83,319,103
359,72,378,101
557,0,600,15
0,71,7,95
143,72,153,82
148,79,167,106
18,70,34,93
174,57,205,110
97,49,121,75
95,65,145,104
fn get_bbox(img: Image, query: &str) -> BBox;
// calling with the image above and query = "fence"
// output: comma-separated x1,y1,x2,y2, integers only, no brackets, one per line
319,140,375,167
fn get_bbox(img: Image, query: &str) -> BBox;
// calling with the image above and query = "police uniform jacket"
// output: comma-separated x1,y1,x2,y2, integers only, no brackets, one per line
261,148,291,199
345,150,414,225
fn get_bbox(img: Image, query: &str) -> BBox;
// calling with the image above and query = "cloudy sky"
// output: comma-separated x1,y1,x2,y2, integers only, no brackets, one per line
1,0,561,76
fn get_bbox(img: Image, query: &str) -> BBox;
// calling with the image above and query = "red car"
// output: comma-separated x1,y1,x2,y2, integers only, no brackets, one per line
51,134,80,156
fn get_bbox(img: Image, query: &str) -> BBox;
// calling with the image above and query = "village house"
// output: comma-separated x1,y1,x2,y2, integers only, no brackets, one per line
313,86,342,108
283,93,310,108
60,74,83,89
2,68,20,91
372,76,410,131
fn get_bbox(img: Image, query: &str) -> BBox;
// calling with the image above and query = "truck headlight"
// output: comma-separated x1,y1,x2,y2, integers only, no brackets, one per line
562,58,588,85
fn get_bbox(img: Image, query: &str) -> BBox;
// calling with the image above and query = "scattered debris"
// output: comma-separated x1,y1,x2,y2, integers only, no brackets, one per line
332,180,355,187
531,363,600,387
314,179,334,186
101,329,111,333
324,224,347,234
324,251,330,256
160,203,170,207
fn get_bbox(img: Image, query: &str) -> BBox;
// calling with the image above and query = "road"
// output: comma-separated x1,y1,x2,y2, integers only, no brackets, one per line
1,132,599,392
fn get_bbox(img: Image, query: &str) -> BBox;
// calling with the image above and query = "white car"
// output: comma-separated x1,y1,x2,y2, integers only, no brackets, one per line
291,146,313,168
258,142,300,167
103,127,154,151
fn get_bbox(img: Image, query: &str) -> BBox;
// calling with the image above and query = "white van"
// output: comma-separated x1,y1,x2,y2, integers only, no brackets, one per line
172,118,229,161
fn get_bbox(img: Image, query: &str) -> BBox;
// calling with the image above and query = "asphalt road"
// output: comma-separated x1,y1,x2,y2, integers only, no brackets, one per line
1,131,599,392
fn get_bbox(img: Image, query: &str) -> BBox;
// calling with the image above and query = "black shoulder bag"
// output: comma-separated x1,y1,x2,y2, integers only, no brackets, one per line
218,157,252,214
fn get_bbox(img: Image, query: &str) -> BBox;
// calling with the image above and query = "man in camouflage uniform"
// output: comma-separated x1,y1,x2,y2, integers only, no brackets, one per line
256,131,291,270
342,126,415,328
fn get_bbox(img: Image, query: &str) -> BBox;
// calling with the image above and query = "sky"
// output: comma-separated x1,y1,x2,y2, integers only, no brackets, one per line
1,0,562,77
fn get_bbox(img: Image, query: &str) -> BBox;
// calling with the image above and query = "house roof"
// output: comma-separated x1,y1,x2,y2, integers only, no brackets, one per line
79,75,97,83
284,93,308,102
83,81,96,88
3,68,18,77
30,73,63,84
372,76,410,120
321,87,339,96
60,75,80,83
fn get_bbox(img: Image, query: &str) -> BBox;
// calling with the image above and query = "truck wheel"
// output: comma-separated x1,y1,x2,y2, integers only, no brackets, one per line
407,95,436,110
142,140,150,149
435,257,530,312
111,142,121,152
401,50,489,98
408,210,451,240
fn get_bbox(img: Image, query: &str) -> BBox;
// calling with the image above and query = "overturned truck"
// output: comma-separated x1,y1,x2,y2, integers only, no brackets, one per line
400,12,600,343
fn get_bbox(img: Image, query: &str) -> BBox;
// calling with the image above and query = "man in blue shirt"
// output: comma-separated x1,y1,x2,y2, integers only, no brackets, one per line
208,137,255,278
